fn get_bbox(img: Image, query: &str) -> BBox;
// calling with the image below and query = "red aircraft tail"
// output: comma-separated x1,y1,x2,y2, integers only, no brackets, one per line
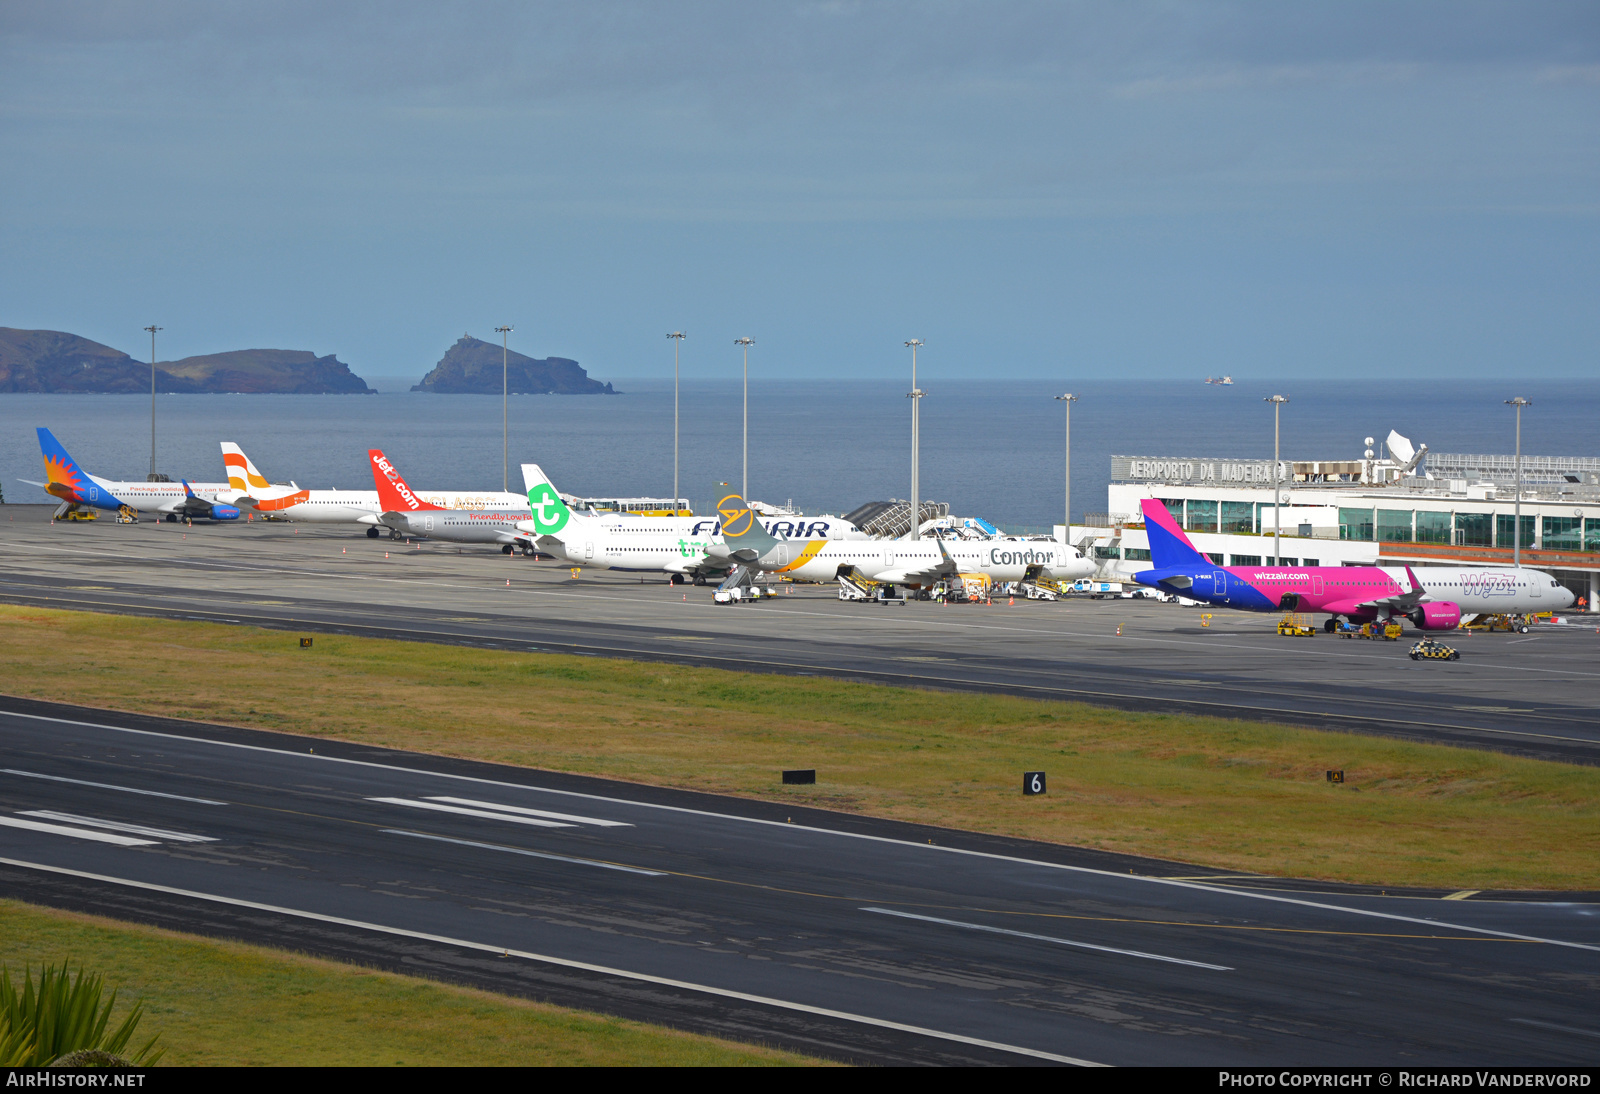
368,449,446,512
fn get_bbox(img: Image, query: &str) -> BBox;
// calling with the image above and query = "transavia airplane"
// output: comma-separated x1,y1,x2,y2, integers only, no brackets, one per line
519,465,869,541
369,450,540,553
27,428,241,522
221,442,529,537
707,492,1096,588
516,472,729,582
1132,497,1574,630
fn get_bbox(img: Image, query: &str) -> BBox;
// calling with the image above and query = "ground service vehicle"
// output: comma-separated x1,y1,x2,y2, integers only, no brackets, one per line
1409,638,1460,661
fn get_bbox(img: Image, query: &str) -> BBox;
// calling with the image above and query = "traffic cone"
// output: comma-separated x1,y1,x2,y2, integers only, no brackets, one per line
342,547,346,553
1116,623,1123,636
506,579,510,586
384,551,388,558
682,593,687,601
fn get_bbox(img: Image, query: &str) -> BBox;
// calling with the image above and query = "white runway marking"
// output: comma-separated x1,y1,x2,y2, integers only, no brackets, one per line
385,830,662,875
19,811,215,843
0,816,155,846
1509,1017,1600,1039
13,709,1600,953
367,797,574,828
0,856,1105,1067
2,768,228,805
424,796,631,827
862,907,1232,970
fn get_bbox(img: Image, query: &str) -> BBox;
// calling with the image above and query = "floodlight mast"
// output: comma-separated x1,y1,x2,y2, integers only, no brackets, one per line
1055,394,1077,536
496,326,514,493
668,332,686,514
145,325,162,478
734,337,754,500
1265,395,1290,564
905,340,924,539
1505,397,1531,567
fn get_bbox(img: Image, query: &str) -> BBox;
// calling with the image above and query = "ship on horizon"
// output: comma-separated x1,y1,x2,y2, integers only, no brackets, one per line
1204,375,1234,385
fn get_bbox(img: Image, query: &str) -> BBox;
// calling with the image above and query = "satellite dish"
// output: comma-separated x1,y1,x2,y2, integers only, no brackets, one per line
1363,436,1375,447
1385,430,1415,466
1364,449,1376,459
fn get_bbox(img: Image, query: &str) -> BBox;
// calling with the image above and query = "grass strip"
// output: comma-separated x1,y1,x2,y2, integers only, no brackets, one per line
0,899,821,1066
0,604,1595,890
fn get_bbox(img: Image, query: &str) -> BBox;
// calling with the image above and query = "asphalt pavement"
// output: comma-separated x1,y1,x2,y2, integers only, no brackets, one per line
2,506,1598,764
1,699,1597,1066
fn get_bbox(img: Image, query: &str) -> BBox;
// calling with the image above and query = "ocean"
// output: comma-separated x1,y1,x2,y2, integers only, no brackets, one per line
4,379,1597,529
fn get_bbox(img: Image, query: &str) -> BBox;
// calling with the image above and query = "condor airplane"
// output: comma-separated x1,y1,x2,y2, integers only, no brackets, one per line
220,443,528,536
1132,498,1573,630
28,428,240,521
707,492,1095,587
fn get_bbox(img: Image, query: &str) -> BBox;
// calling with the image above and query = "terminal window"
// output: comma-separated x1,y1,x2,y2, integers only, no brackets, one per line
1415,511,1451,545
1186,499,1217,533
1455,512,1492,547
1339,507,1374,542
1124,548,1151,561
1587,519,1600,552
1376,509,1413,543
1302,558,1319,566
1497,514,1535,549
1221,501,1253,534
1543,516,1581,551
1231,554,1262,566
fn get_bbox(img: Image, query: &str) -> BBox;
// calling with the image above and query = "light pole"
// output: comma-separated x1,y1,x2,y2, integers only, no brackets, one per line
668,332,686,513
905,340,924,539
144,325,162,479
1265,395,1289,563
1506,397,1530,567
734,337,754,500
496,325,514,493
1055,394,1077,539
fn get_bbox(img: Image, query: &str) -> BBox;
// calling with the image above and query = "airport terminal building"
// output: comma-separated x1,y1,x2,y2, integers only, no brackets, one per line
1064,440,1600,610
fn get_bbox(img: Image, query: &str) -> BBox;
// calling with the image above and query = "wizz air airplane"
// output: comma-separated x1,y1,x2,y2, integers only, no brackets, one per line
706,492,1095,588
220,443,529,537
1132,498,1574,630
28,428,241,522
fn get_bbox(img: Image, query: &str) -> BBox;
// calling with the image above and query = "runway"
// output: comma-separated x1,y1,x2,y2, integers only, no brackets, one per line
1,698,1597,1066
2,506,1599,764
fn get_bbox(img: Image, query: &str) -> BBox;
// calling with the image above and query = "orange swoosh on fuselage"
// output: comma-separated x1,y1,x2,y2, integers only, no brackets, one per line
775,540,829,573
256,491,312,512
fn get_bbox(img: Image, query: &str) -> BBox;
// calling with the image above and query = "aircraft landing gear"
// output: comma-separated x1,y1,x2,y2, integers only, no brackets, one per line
501,544,514,555
1323,617,1338,633
521,546,536,557
366,527,380,538
669,573,685,585
693,573,707,586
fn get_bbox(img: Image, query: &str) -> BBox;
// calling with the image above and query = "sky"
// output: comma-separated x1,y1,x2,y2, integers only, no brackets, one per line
2,1,1597,384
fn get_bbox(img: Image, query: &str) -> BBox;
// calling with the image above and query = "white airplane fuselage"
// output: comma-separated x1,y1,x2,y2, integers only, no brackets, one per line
763,537,1095,584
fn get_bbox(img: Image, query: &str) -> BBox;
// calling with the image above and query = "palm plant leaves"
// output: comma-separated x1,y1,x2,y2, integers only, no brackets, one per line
0,963,163,1067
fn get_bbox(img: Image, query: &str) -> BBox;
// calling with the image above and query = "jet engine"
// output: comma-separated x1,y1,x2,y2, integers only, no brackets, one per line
1408,602,1461,631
